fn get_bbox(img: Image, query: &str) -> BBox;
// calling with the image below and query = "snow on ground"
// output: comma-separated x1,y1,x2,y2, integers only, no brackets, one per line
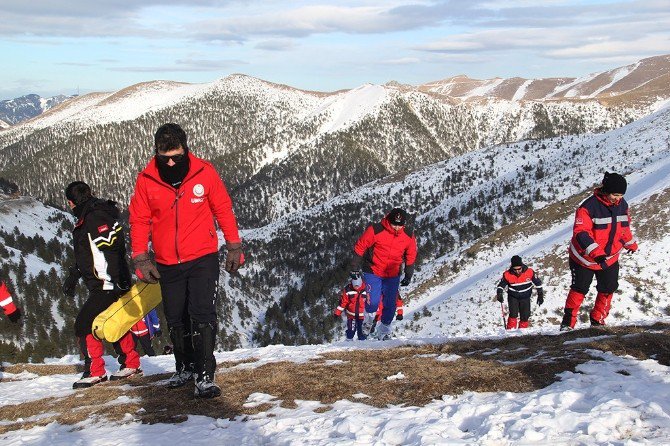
2,325,670,445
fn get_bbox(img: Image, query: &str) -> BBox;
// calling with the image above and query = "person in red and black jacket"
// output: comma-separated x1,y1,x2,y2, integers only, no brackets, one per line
128,123,243,399
496,256,543,329
0,279,21,324
333,272,370,341
63,181,140,389
350,208,417,340
560,172,638,330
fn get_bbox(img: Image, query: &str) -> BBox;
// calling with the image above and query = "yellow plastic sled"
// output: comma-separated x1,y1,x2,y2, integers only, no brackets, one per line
92,282,162,342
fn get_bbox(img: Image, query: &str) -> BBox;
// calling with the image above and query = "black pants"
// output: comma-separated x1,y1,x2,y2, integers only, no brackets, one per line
74,289,121,337
569,258,619,294
133,333,156,356
507,296,531,321
156,253,220,328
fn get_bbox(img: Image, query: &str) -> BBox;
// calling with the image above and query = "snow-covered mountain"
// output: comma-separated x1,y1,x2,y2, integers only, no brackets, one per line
0,93,71,126
1,56,667,228
1,55,670,354
421,53,670,103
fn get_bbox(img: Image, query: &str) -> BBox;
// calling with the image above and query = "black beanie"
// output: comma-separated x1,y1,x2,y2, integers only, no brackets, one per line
601,172,627,194
511,255,523,267
387,208,407,226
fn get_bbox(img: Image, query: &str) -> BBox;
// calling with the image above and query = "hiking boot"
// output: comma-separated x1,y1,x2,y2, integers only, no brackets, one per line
559,324,573,332
167,369,194,388
110,367,142,381
73,374,107,389
194,376,221,398
375,323,392,340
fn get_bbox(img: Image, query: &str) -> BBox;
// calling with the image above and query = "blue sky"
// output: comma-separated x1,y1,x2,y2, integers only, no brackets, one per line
1,0,669,99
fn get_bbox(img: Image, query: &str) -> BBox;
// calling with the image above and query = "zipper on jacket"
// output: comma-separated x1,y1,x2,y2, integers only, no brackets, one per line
171,190,185,263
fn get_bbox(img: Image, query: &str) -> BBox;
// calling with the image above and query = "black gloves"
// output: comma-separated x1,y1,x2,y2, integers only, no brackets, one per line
134,253,161,284
396,314,403,321
62,265,81,297
225,242,244,273
594,255,608,270
537,290,544,306
8,308,21,324
400,265,414,287
154,329,163,338
333,314,340,320
496,290,504,303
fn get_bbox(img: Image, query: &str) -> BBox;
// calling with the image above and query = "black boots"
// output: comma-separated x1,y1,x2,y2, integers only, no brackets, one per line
192,321,221,398
167,325,195,388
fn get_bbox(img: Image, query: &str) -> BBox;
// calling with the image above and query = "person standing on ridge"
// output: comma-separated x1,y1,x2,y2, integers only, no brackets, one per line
350,208,417,340
129,123,244,398
62,181,141,389
560,172,637,331
496,255,543,329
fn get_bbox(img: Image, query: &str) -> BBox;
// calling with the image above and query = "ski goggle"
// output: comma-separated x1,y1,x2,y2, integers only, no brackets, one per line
350,271,362,280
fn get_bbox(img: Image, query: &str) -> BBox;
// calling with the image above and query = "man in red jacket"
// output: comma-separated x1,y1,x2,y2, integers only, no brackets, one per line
351,208,417,340
560,172,637,331
129,123,243,398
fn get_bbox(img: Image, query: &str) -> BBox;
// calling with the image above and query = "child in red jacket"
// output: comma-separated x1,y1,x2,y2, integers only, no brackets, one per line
334,272,370,340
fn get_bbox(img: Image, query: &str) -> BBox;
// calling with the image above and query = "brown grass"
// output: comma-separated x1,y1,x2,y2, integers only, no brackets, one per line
1,323,669,433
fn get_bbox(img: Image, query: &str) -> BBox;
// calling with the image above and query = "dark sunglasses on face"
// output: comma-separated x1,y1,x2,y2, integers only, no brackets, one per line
350,271,362,279
156,153,185,163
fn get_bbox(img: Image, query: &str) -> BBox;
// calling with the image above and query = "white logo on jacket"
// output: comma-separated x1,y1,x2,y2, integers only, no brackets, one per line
193,184,205,197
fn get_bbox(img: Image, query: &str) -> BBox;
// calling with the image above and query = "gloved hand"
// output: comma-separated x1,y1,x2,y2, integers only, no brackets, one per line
333,313,340,320
7,308,21,324
225,242,244,273
154,329,163,338
594,255,608,270
537,291,544,306
400,265,414,286
395,314,403,321
62,265,81,297
133,253,161,284
496,290,504,303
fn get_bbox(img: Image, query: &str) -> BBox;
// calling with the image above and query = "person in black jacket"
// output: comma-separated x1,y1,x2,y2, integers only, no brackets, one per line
62,181,141,389
496,255,544,329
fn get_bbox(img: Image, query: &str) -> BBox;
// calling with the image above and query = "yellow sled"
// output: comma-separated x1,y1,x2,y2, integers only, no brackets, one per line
92,282,162,342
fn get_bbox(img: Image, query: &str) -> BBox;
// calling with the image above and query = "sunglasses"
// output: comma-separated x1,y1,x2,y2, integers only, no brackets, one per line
350,271,362,279
156,153,185,163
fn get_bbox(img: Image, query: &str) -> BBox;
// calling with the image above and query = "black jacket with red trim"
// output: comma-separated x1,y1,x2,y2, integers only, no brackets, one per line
496,266,542,300
72,198,131,293
569,188,637,270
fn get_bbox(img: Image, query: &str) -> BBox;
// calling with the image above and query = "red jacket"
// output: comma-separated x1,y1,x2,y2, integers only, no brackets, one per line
353,218,417,278
374,293,404,321
0,281,18,317
129,153,241,265
569,188,637,270
334,283,370,319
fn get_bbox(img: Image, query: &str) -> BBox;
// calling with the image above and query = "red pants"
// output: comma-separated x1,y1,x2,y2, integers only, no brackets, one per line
80,332,140,377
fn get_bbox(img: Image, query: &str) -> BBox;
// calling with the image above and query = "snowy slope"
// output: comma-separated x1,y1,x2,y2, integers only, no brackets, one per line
1,323,670,444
